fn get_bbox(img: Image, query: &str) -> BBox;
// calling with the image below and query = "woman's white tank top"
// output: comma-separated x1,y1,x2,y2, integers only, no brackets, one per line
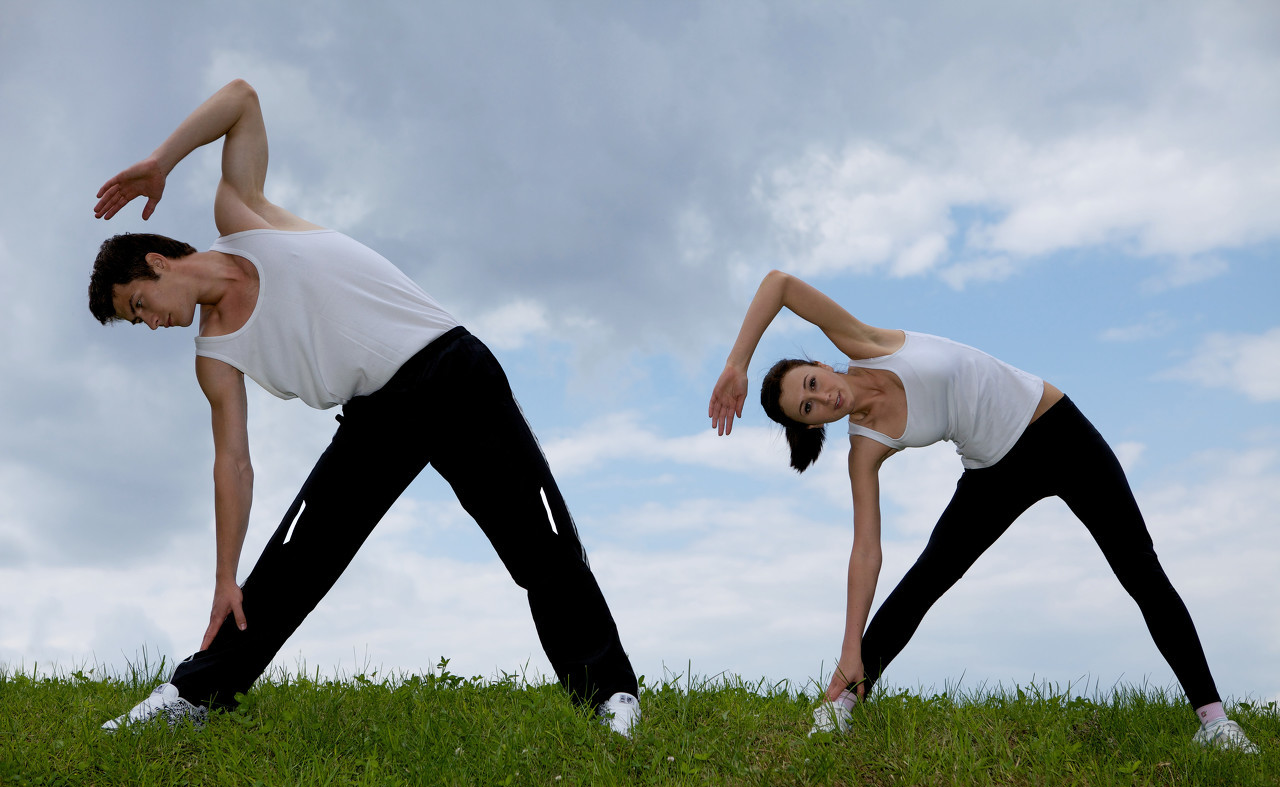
846,331,1043,469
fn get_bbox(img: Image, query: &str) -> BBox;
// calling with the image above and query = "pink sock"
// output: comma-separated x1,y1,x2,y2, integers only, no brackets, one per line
1196,702,1226,725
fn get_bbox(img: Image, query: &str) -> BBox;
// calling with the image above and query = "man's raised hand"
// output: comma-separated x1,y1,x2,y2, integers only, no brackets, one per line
95,157,166,220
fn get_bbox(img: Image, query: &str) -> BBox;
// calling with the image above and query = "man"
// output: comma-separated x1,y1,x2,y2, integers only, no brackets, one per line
89,79,641,736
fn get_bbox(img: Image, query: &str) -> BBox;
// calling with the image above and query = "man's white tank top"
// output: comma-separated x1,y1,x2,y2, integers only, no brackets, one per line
847,331,1043,469
194,229,459,409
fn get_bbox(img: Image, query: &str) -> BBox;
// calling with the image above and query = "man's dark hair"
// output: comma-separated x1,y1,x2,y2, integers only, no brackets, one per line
760,358,826,473
88,233,197,324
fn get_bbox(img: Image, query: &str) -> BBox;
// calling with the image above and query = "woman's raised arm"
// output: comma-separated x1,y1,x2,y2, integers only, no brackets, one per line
709,270,894,435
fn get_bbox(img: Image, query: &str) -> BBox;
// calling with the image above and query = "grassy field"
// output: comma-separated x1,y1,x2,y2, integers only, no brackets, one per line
1,660,1275,786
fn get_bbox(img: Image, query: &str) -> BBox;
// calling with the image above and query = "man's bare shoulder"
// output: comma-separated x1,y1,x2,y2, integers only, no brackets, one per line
195,354,245,402
214,183,324,236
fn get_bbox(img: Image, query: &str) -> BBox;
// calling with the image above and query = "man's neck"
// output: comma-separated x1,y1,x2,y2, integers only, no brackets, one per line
194,252,260,337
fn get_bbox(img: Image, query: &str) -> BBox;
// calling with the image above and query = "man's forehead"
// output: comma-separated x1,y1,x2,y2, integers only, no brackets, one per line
110,283,134,320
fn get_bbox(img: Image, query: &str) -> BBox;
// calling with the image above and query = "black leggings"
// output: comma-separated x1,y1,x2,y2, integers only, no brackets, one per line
858,396,1220,708
171,327,638,711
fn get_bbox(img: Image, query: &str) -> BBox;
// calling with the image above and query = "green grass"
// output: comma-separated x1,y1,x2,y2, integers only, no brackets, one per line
1,660,1276,786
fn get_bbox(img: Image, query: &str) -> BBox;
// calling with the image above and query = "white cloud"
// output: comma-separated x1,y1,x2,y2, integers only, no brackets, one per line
939,255,1019,290
1163,327,1280,402
1099,312,1178,343
542,413,792,480
758,131,1280,286
1140,257,1230,294
756,145,969,279
467,299,552,351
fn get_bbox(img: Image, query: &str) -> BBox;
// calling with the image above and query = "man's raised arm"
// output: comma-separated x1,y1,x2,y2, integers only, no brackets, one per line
94,79,274,234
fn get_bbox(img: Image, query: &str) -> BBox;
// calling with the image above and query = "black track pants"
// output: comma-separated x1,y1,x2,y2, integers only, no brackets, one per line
171,327,638,711
857,396,1221,708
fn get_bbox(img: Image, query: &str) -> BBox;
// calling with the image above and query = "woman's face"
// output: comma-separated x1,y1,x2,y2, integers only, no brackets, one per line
778,363,853,426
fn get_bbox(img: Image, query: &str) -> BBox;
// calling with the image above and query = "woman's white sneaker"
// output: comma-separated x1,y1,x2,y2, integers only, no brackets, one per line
598,692,641,738
101,683,208,732
1192,718,1259,754
808,700,853,736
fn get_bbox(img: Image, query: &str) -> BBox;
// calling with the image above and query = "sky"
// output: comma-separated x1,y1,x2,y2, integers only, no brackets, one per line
2,0,1278,713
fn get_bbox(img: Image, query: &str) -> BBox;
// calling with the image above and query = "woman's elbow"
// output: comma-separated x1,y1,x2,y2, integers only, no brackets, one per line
852,539,881,559
765,269,792,288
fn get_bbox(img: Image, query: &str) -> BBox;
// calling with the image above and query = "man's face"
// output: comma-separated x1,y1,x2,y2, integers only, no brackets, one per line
111,264,193,330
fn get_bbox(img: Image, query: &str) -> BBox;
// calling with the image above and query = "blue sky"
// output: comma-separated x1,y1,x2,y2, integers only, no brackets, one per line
1,1,1277,712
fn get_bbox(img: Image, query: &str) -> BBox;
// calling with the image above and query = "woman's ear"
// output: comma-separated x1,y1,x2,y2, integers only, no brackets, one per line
815,361,834,372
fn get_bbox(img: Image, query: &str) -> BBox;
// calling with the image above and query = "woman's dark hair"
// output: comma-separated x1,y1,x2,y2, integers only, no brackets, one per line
760,358,825,473
88,233,197,324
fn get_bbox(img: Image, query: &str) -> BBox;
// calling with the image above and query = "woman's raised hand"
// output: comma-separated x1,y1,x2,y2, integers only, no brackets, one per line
709,364,748,436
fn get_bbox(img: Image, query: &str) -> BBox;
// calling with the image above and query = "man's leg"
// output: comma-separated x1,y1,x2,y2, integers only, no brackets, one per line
427,332,639,708
170,405,431,710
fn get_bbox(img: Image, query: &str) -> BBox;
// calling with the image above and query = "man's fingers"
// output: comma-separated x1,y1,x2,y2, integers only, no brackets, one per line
200,619,219,652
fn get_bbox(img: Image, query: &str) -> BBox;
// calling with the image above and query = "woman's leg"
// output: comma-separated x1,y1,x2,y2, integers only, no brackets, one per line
1047,400,1221,708
858,452,1046,694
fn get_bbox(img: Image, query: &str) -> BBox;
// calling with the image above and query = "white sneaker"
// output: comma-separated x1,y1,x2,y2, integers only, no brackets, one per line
807,700,852,737
1192,718,1259,754
598,691,641,738
101,683,208,732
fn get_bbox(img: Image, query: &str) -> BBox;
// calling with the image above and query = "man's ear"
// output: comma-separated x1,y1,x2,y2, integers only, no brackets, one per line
145,253,167,271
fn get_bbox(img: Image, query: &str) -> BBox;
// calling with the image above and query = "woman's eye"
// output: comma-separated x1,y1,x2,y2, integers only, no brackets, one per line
803,403,811,414
808,377,815,390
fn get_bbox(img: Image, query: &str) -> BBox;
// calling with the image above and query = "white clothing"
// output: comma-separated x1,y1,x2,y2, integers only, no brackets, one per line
846,331,1043,469
195,229,458,409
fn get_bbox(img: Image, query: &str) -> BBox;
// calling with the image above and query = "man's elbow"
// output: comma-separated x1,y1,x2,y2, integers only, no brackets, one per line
214,455,254,486
224,79,259,107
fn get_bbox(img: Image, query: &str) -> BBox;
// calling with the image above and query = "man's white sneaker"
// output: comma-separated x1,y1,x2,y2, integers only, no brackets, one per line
1192,718,1259,754
598,691,641,738
101,683,208,732
807,700,852,737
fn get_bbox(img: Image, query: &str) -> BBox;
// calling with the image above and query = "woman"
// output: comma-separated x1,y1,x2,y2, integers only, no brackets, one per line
708,270,1256,751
